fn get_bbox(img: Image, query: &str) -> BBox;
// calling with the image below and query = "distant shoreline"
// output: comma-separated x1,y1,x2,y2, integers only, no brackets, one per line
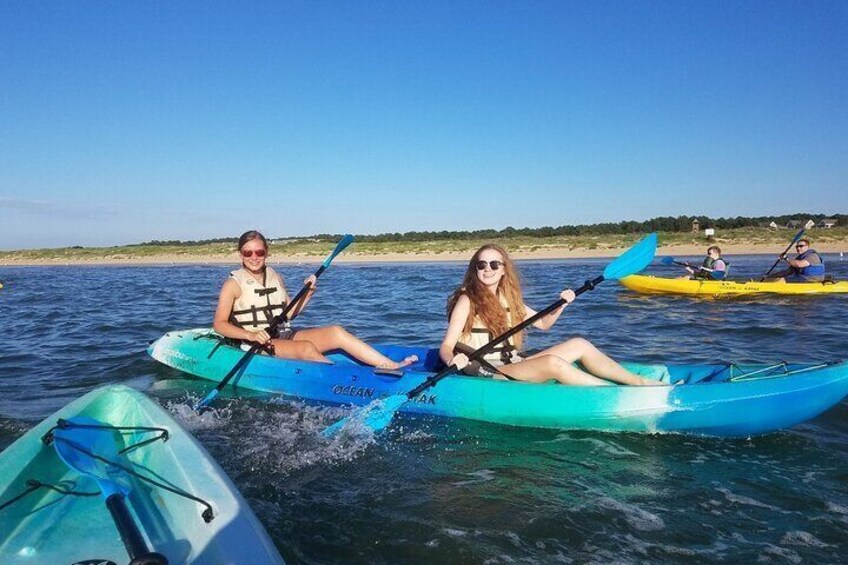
2,242,846,266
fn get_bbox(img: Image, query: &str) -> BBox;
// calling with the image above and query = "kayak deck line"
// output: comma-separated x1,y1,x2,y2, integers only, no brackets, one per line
728,362,834,382
44,418,216,522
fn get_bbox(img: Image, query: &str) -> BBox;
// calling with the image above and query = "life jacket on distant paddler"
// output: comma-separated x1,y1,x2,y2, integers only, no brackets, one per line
229,267,290,332
794,249,825,280
695,256,729,280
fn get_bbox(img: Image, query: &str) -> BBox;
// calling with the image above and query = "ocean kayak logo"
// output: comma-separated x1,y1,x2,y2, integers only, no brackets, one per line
331,384,436,404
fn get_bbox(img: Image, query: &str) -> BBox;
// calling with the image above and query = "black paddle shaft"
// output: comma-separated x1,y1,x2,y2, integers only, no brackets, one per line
269,265,326,337
760,230,804,282
105,494,168,564
405,275,605,399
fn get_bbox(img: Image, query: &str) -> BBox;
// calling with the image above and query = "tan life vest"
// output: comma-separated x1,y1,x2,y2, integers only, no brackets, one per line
229,267,290,332
458,305,522,367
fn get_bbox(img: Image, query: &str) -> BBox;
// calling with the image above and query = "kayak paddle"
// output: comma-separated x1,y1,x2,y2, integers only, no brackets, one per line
51,417,168,564
660,256,691,269
759,228,805,282
322,232,658,437
195,234,354,413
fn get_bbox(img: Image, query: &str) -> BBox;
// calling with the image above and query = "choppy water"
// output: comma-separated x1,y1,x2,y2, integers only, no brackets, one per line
1,254,847,563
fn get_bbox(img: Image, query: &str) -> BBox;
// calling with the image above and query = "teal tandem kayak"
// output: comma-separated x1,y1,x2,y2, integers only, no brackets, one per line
0,385,284,564
148,329,848,438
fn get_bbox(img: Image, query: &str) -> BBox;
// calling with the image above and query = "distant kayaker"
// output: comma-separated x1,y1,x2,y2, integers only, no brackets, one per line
766,238,825,283
213,230,416,368
439,244,661,386
681,246,728,280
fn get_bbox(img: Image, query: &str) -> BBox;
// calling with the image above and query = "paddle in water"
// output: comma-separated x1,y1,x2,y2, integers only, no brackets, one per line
51,417,168,564
759,228,805,282
322,232,658,437
194,234,355,413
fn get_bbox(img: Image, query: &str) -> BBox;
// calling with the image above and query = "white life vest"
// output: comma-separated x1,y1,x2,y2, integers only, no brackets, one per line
229,267,290,332
458,305,522,367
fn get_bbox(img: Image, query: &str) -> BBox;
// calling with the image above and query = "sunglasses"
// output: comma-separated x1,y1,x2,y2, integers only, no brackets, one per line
476,260,504,271
240,248,267,258
795,244,807,249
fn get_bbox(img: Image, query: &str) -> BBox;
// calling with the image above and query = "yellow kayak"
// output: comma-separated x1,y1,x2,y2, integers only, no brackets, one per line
619,275,848,297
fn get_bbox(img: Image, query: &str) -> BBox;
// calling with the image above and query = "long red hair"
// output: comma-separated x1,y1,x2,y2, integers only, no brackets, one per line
446,244,526,350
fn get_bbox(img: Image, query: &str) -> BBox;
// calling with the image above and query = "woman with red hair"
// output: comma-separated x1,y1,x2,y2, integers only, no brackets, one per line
439,244,657,386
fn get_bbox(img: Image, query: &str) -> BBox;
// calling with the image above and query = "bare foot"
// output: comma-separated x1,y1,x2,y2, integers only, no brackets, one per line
378,355,419,370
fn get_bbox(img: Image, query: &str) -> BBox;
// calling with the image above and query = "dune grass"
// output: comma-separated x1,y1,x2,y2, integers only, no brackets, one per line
2,227,847,263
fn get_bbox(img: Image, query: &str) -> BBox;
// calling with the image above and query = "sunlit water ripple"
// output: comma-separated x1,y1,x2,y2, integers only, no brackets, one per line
1,255,847,563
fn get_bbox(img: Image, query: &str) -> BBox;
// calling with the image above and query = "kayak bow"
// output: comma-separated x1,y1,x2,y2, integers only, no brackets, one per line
0,385,283,564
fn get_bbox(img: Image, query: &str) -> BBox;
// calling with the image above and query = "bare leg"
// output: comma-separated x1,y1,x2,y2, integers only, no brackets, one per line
291,325,417,368
499,354,613,386
527,337,659,386
270,339,332,364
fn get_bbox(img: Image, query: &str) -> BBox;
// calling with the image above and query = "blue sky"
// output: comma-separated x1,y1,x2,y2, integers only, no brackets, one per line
2,1,846,250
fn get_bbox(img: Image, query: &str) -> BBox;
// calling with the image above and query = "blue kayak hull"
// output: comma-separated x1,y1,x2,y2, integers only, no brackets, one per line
149,329,848,437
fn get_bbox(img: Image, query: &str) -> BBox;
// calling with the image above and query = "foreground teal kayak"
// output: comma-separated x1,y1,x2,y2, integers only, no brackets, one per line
149,329,848,438
0,385,283,564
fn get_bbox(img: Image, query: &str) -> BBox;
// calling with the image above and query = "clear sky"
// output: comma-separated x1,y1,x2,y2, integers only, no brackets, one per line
2,1,846,250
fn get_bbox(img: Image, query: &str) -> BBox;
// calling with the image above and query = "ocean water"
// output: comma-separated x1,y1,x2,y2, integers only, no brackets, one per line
1,254,847,563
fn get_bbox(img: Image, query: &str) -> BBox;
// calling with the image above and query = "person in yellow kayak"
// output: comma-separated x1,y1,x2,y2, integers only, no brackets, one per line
767,238,826,283
213,230,416,368
438,243,660,386
681,246,728,280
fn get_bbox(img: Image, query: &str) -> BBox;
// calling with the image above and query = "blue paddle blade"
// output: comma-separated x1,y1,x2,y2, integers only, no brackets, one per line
660,256,676,266
790,229,805,244
322,395,408,438
53,416,131,498
602,233,657,280
194,389,219,413
323,234,355,268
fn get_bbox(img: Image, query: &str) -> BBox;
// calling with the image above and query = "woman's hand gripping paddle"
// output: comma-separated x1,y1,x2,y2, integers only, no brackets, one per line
194,234,355,413
759,229,805,282
322,233,658,438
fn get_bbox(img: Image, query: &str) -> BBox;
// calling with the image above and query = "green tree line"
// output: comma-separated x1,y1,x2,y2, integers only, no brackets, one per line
136,213,846,247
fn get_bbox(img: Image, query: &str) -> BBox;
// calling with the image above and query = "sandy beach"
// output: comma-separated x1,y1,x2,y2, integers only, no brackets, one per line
2,241,846,266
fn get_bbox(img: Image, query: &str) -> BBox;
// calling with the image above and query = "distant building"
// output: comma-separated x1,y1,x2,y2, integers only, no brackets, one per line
691,219,700,233
819,218,838,229
805,219,816,229
786,219,802,229
768,221,779,229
